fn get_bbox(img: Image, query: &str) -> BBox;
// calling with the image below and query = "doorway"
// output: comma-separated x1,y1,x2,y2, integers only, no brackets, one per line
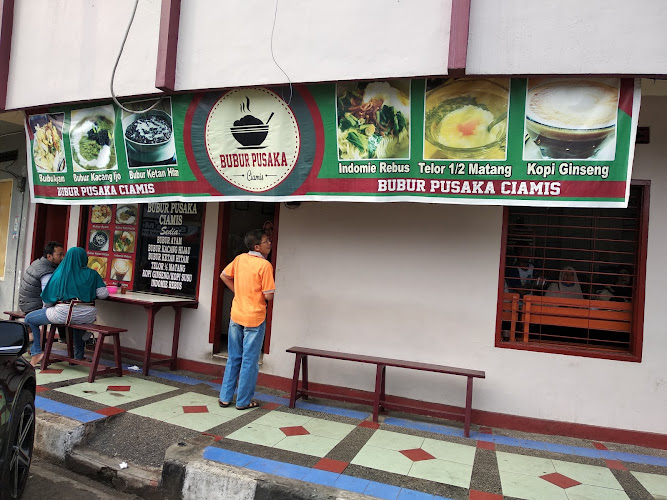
212,202,278,357
31,204,69,260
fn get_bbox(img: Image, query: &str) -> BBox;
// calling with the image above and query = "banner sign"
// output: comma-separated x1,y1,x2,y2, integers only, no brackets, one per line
26,78,640,207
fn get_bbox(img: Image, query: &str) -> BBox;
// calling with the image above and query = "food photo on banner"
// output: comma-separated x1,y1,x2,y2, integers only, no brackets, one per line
24,77,641,207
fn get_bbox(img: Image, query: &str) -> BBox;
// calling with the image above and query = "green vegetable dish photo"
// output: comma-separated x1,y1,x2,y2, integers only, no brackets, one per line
337,80,410,160
70,105,118,171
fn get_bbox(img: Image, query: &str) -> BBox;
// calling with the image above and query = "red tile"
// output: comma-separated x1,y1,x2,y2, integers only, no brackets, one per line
400,448,435,462
210,377,223,384
202,432,223,442
605,459,627,471
35,386,50,393
262,402,281,410
476,440,496,450
95,407,126,417
107,385,131,392
593,441,609,450
280,426,310,437
39,369,63,374
358,420,380,429
479,427,494,434
314,458,348,473
540,472,581,489
183,405,209,414
469,491,503,500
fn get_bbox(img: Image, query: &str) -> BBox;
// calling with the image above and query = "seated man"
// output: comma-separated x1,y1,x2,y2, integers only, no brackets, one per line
18,241,66,341
505,246,545,297
19,241,64,313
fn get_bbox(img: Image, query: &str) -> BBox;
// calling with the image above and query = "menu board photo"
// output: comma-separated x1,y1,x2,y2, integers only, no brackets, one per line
86,204,139,288
133,202,203,299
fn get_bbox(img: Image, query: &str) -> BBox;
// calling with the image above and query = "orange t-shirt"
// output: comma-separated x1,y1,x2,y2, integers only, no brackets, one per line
223,253,275,327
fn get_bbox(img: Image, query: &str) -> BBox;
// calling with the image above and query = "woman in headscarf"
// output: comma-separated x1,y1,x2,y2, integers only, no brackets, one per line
25,247,109,366
545,266,584,300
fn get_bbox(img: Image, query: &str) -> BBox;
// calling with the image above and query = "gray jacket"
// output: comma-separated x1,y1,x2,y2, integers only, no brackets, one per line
19,257,58,313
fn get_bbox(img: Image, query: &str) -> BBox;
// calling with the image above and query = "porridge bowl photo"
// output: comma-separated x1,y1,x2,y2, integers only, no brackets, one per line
123,110,176,163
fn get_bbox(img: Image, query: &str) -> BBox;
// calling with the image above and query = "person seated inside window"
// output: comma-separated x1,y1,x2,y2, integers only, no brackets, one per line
595,267,633,302
545,266,584,300
506,246,545,297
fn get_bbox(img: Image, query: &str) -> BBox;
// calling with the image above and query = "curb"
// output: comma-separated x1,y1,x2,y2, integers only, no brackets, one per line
34,411,161,498
164,440,372,500
35,411,372,499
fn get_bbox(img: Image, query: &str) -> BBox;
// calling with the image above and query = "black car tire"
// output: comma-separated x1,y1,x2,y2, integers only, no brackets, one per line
0,389,35,499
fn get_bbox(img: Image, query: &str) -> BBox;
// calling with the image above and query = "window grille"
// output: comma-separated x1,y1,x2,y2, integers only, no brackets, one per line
497,184,648,358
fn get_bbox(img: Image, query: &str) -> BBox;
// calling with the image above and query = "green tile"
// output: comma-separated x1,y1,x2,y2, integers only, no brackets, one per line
226,423,286,447
274,434,340,457
365,429,424,451
409,458,473,488
499,470,569,500
55,377,177,405
37,362,91,384
251,411,311,428
496,451,556,476
163,411,233,432
565,484,630,500
351,445,413,475
631,471,667,498
303,418,355,440
553,460,623,490
422,438,476,466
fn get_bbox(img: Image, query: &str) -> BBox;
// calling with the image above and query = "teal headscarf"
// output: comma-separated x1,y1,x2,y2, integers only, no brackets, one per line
41,247,106,304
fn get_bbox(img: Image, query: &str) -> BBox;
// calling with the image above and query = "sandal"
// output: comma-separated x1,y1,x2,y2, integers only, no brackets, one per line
29,353,44,367
218,400,230,408
236,401,260,411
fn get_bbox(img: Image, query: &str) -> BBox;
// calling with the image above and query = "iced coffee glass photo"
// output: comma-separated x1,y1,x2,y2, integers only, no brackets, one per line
523,78,620,160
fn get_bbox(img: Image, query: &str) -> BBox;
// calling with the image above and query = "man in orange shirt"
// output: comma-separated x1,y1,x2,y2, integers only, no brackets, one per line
219,229,275,410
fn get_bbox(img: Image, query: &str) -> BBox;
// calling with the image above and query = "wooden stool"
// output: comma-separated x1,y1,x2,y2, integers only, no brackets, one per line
42,323,127,383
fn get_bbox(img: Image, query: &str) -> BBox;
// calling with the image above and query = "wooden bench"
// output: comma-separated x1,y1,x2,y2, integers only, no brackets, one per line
286,346,485,437
501,293,520,340
522,295,632,342
42,323,127,383
4,310,25,321
4,310,52,346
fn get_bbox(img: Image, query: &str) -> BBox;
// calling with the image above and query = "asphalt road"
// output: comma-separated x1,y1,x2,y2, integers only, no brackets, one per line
22,456,140,500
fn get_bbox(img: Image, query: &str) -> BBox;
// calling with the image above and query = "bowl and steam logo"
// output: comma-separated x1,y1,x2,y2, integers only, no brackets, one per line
205,88,300,192
230,96,274,148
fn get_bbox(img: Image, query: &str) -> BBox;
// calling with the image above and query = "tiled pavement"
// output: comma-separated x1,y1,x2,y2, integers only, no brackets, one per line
32,353,667,500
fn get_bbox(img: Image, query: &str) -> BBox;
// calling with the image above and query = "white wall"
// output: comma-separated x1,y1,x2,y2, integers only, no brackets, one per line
260,97,667,434
174,0,451,91
6,0,162,110
467,0,667,75
10,0,666,111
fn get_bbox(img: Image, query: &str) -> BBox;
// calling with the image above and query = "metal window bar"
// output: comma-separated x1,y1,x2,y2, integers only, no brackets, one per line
500,189,640,351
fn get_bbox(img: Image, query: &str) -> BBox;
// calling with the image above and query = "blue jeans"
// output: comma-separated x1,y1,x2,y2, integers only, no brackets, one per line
24,308,86,359
219,319,265,408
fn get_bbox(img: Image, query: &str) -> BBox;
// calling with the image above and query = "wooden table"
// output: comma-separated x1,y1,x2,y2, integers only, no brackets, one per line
107,292,198,375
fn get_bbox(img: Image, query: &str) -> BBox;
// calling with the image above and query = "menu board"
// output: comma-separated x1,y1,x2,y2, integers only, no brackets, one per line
133,202,203,298
85,204,139,288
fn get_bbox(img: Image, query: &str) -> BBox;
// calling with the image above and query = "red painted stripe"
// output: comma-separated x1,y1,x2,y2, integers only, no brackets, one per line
155,0,181,91
38,179,625,202
0,0,15,110
448,0,472,74
618,79,634,117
